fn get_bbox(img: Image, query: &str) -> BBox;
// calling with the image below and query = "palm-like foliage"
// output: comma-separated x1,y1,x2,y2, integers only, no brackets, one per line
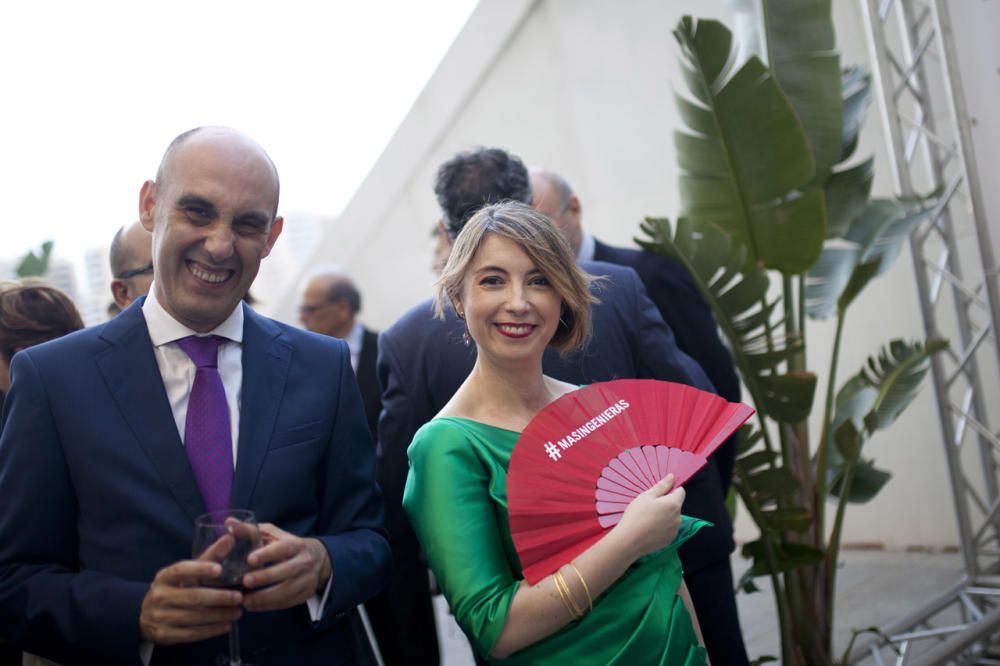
637,10,947,665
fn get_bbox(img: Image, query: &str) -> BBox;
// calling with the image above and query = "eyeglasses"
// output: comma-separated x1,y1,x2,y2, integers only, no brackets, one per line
299,302,331,315
116,263,154,280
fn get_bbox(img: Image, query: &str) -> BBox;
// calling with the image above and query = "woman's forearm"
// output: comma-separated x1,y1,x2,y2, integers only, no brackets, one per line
490,527,639,658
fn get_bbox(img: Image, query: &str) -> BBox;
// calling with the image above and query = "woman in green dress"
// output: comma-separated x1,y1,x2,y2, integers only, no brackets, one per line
403,202,708,665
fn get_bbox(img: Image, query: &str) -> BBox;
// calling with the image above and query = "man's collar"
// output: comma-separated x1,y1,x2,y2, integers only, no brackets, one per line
577,231,596,263
344,322,364,354
142,282,245,347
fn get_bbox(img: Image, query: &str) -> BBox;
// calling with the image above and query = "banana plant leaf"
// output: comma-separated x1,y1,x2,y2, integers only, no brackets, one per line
672,17,826,274
822,338,948,502
840,66,872,162
805,193,939,319
829,458,892,503
757,371,818,423
731,0,843,182
742,539,825,575
639,217,804,399
824,157,875,238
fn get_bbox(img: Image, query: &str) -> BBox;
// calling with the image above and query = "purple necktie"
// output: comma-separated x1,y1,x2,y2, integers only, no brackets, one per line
177,335,233,513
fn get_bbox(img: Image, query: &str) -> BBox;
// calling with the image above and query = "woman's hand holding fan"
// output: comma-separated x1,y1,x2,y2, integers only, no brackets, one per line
610,473,686,560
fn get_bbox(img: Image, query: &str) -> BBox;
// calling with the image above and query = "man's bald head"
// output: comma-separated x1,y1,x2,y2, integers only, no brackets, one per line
155,126,281,217
530,168,584,256
109,220,154,309
299,269,361,339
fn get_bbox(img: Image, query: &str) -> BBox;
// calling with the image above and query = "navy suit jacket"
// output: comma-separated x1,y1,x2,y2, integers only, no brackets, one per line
593,238,741,490
0,300,390,665
377,260,734,573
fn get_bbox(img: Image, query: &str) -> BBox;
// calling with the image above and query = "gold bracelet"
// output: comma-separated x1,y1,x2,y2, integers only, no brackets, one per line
553,570,584,619
567,563,593,613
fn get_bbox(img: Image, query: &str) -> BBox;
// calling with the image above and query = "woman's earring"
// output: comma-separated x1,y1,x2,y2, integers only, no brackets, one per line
455,308,471,346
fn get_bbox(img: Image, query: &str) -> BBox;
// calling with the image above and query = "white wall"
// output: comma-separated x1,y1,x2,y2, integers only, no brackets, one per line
272,0,1000,549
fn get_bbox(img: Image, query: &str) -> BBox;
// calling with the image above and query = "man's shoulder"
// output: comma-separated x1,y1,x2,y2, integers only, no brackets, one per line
381,299,458,346
593,237,697,292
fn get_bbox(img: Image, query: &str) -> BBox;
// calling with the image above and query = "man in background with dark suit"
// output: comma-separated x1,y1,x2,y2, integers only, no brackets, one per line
300,269,381,438
0,127,389,665
530,166,748,665
376,147,715,664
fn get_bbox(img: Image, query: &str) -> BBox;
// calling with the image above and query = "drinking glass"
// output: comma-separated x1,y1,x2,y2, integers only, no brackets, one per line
193,509,261,666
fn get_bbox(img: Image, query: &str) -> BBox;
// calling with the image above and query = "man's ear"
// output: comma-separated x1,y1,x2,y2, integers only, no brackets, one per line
139,180,156,231
261,216,284,258
110,280,130,310
567,195,583,221
437,219,455,248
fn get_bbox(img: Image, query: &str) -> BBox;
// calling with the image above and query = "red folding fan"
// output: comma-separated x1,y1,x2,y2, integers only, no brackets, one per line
506,379,753,584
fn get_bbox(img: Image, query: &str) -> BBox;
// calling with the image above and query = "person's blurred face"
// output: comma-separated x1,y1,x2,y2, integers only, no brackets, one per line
529,173,583,256
299,278,352,338
140,131,282,332
110,223,154,309
0,355,9,394
458,234,562,368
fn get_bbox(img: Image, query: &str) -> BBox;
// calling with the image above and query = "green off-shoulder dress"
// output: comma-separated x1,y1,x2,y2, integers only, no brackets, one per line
403,416,709,665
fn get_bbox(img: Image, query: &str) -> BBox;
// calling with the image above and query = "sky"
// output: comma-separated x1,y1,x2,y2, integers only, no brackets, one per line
0,0,477,264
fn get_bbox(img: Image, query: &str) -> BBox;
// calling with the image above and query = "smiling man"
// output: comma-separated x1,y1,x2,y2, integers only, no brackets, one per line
0,127,389,665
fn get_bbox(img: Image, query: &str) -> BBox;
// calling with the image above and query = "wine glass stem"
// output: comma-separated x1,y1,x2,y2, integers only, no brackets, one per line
229,622,242,666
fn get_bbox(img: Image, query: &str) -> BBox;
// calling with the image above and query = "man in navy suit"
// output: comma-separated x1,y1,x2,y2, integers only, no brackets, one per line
529,167,748,665
375,147,715,664
0,127,389,665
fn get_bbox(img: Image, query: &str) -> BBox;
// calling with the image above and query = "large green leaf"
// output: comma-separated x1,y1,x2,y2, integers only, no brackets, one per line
861,338,949,431
847,197,941,276
673,17,825,274
757,371,818,423
829,458,892,503
732,0,843,181
840,66,872,162
803,240,862,319
805,194,939,319
822,339,947,502
742,539,825,575
824,157,875,238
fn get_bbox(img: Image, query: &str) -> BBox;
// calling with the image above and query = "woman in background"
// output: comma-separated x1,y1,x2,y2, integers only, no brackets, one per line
403,202,708,665
0,278,84,400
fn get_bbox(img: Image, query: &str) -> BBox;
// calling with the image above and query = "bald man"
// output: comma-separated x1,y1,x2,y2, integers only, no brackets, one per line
109,220,154,311
0,127,389,665
300,271,381,438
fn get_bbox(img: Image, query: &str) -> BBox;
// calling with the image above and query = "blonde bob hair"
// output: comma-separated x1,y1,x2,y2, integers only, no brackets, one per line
435,201,597,354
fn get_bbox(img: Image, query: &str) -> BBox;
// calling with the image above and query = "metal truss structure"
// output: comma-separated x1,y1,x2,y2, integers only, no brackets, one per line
852,0,1000,664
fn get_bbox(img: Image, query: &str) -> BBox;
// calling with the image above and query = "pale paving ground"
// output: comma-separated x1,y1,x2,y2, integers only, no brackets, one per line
431,549,965,665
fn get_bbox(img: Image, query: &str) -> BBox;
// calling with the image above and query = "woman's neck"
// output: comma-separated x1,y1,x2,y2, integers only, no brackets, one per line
450,353,560,430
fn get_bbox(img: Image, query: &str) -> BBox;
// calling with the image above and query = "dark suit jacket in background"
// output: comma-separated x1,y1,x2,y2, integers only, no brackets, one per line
0,301,390,666
356,327,382,439
594,238,742,490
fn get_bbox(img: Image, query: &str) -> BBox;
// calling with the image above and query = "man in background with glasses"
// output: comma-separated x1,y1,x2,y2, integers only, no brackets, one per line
109,220,155,311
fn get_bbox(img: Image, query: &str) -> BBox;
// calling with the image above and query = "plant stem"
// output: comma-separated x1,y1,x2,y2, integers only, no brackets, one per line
735,463,796,664
815,309,846,545
825,454,858,647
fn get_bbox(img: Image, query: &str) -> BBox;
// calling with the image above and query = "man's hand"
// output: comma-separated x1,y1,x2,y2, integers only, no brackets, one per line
139,535,243,645
241,523,332,612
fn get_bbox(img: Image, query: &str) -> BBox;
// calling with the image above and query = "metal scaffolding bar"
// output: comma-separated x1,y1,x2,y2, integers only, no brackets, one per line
853,0,1000,662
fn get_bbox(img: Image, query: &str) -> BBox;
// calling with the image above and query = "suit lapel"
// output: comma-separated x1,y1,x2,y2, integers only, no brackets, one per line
231,306,290,510
96,301,207,522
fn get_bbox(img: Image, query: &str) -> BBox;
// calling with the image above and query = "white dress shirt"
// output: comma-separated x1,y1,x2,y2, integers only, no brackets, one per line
139,287,329,664
577,230,596,263
343,322,364,373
